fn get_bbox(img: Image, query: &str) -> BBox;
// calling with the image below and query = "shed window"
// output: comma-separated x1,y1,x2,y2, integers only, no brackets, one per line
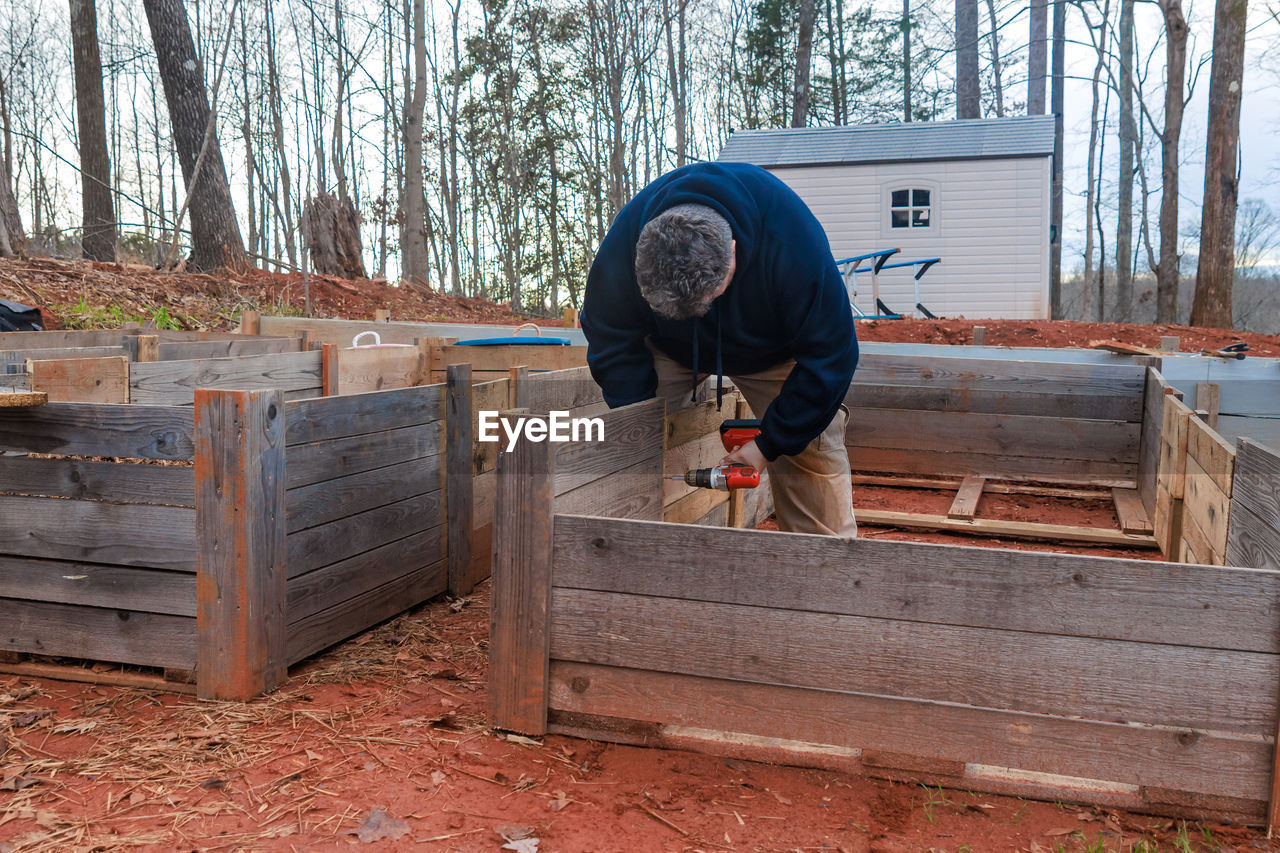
890,188,932,229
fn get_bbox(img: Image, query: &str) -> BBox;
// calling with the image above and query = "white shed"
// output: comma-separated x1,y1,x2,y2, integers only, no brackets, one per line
717,116,1055,320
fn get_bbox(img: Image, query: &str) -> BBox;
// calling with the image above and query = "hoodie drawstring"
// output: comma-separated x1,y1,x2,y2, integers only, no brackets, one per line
689,311,725,409
690,322,700,403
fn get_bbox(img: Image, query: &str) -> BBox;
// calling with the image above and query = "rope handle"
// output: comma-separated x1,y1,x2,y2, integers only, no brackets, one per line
513,323,542,337
351,331,381,347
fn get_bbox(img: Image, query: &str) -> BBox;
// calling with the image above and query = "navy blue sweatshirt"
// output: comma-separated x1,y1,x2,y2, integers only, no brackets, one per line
581,162,858,461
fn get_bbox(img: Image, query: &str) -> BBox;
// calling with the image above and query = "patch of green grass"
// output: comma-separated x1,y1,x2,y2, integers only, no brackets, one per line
918,783,956,824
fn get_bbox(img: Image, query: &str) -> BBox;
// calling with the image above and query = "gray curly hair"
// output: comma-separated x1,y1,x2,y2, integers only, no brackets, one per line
635,203,733,320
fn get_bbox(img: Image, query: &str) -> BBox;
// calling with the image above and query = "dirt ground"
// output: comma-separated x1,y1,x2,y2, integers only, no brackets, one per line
3,258,1280,851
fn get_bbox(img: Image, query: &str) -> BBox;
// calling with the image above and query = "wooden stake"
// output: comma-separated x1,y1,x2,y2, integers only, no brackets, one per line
239,309,261,336
1195,382,1221,431
375,308,391,323
320,343,339,396
947,475,986,519
972,325,986,346
1160,335,1180,353
194,389,287,700
446,364,475,596
508,365,529,409
562,306,577,328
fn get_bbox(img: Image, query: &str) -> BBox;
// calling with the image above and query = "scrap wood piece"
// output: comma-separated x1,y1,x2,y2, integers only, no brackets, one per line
1111,487,1154,535
853,509,1161,547
947,475,986,520
1088,339,1165,357
0,391,46,407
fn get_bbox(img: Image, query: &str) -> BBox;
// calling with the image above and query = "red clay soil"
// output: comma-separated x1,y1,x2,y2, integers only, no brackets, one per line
1,587,1269,853
856,316,1280,356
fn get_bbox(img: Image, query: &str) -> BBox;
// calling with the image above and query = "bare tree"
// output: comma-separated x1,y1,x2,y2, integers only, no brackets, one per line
1079,0,1110,321
983,0,1003,116
69,0,116,261
1049,0,1064,317
1191,0,1247,327
1151,0,1188,322
143,0,249,272
400,0,429,286
792,0,815,126
902,0,912,121
1028,0,1046,113
1111,0,1135,321
955,0,980,117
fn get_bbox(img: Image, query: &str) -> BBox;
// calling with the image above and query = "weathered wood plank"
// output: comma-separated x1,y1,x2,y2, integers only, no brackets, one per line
846,383,1143,422
662,485,730,525
284,383,444,445
285,421,442,489
0,402,195,459
447,365,475,595
0,345,127,365
286,491,443,579
848,446,1136,484
845,408,1140,463
850,474,1111,499
665,398,738,448
522,366,605,413
552,399,664,497
287,526,444,624
0,556,195,616
1112,487,1153,535
851,354,1147,396
489,433,554,735
1231,439,1280,530
854,509,1158,547
1195,382,1221,430
547,661,1271,802
1183,455,1231,561
0,456,194,506
286,560,446,664
693,500,730,528
552,515,1277,652
1180,503,1224,567
130,351,323,406
28,356,129,403
0,329,123,349
1159,396,1194,499
285,454,442,533
434,344,586,374
1227,505,1280,572
336,345,424,394
0,495,195,569
259,315,479,347
947,476,985,519
1187,414,1236,495
156,337,297,361
194,389,287,700
550,587,1277,733
470,379,510,475
555,457,664,521
663,431,725,506
1137,370,1173,512
0,597,195,669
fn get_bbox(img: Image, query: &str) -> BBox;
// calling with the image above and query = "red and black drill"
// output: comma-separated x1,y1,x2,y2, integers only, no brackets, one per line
668,419,763,491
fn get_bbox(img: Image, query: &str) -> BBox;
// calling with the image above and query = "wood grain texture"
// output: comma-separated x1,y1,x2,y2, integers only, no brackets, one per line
469,379,510,475
550,587,1276,733
156,337,297,361
522,366,605,413
434,344,586,374
663,431,726,507
1187,415,1236,495
0,329,123,349
846,383,1142,421
1111,487,1153,534
947,476,985,519
286,559,446,664
337,345,424,394
847,446,1136,484
0,597,196,669
1159,396,1194,499
284,421,442,489
0,494,195,569
0,456,194,505
285,453,442,533
850,354,1147,396
554,456,664,521
0,402,195,459
663,486,730,525
551,515,1280,652
1231,439,1280,530
28,356,129,403
131,351,323,405
284,383,444,445
0,345,126,365
194,389,287,700
1137,369,1171,511
845,407,1140,463
1183,455,1231,562
854,509,1158,547
447,364,475,595
489,434,554,734
0,556,195,616
286,526,444,623
665,398,739,448
128,334,159,362
286,491,443,579
552,399,664,497
546,661,1271,801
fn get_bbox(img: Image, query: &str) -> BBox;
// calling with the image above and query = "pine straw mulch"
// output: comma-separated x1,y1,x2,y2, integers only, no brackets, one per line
0,588,501,852
0,255,561,332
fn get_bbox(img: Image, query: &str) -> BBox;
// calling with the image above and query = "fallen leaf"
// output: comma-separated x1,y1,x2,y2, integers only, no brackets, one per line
431,770,447,786
33,810,57,828
12,710,51,728
547,790,572,812
52,720,97,735
128,791,145,805
199,776,228,790
449,597,470,613
349,808,410,843
305,749,323,762
502,841,539,853
505,734,542,747
496,824,535,842
1028,842,1050,853
770,790,793,806
1044,827,1078,837
0,774,38,791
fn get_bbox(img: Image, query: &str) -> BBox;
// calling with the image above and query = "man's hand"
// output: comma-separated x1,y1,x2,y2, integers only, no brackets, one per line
722,438,767,471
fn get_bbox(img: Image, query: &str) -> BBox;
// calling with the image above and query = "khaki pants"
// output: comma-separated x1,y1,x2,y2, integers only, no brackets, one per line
648,343,857,538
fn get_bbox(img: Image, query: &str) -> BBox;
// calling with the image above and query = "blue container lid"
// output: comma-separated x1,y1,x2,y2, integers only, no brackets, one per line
456,336,571,346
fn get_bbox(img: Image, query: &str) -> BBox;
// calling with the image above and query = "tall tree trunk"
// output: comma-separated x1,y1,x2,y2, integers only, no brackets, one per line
791,0,815,127
0,78,23,257
1049,0,1065,318
1154,0,1187,323
1114,0,1135,321
984,0,1004,116
955,0,980,118
1190,0,1247,328
400,0,430,286
664,0,688,163
1082,0,1109,321
143,0,249,272
70,0,117,262
265,0,296,269
902,0,912,121
1028,0,1046,113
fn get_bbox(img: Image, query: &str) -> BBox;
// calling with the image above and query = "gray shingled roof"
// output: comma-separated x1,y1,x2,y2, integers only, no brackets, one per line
717,116,1055,167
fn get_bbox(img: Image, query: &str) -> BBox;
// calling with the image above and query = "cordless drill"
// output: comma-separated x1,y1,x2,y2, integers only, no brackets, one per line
669,419,763,491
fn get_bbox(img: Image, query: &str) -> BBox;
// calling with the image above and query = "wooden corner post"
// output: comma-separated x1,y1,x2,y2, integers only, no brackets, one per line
488,421,554,735
194,389,287,701
445,364,474,596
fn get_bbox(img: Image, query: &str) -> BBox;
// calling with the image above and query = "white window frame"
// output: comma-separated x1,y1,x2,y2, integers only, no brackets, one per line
880,181,940,240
